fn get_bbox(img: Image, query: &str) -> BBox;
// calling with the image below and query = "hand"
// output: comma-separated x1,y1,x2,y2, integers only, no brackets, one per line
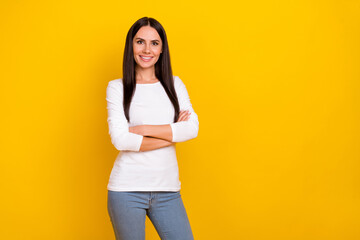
177,110,191,122
129,125,145,135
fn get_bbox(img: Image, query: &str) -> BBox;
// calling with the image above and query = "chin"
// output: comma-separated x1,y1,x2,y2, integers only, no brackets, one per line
136,60,158,69
137,63,154,69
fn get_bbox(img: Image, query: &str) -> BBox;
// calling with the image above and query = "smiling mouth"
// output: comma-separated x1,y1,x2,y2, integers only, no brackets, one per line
140,55,153,61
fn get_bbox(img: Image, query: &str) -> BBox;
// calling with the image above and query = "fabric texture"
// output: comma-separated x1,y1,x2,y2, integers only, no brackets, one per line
107,190,194,240
106,76,199,191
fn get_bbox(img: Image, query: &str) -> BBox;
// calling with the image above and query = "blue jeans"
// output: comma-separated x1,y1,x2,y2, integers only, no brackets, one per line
107,190,194,240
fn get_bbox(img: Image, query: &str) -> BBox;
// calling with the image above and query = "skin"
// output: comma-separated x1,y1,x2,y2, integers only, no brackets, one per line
129,25,190,152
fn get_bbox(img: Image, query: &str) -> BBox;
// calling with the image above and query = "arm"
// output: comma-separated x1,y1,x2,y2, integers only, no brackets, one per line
139,136,174,151
129,76,198,142
169,76,199,142
129,110,192,142
106,80,143,151
135,124,173,142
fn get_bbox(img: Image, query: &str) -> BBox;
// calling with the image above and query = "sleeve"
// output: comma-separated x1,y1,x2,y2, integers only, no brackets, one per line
169,76,199,142
106,80,144,151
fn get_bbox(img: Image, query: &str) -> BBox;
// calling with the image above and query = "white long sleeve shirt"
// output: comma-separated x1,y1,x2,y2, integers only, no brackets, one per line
106,76,199,191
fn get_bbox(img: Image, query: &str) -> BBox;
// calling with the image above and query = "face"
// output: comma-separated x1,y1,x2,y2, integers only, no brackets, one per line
133,25,163,70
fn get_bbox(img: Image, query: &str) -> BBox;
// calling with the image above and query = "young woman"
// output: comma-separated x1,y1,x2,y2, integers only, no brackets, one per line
106,17,199,240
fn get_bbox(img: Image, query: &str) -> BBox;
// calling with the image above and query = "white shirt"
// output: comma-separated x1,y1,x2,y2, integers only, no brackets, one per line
106,76,199,191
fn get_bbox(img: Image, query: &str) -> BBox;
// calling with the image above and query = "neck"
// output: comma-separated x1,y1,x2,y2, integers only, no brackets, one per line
135,65,157,82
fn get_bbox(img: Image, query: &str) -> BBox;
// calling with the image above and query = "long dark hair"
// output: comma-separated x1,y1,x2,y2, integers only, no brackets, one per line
122,17,180,123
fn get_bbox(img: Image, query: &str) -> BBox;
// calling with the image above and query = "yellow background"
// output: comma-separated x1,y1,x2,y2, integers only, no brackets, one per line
1,0,359,239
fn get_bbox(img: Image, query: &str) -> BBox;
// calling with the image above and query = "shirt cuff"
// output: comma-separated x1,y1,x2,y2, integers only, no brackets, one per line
170,123,177,142
132,133,144,151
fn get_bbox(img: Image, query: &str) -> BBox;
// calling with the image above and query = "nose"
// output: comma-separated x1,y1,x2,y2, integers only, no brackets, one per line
143,43,150,53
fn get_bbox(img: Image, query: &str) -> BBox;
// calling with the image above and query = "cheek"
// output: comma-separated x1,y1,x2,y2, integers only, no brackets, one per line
153,48,162,55
133,45,141,54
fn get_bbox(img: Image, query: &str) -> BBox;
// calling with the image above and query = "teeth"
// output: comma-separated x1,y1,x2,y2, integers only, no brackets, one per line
141,56,152,60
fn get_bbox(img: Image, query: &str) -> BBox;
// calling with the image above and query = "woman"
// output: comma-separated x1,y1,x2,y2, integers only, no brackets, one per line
106,17,199,240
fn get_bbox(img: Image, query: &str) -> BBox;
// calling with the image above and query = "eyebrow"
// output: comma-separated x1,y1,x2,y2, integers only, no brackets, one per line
135,37,160,42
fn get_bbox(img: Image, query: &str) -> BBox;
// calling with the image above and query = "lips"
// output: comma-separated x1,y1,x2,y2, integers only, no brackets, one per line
140,55,153,61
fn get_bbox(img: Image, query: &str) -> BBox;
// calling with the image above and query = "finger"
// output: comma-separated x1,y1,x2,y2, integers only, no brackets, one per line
181,111,190,117
177,111,187,121
180,111,190,119
178,114,186,122
178,111,191,122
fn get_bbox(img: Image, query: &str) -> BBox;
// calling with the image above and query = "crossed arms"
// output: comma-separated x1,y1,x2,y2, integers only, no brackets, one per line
129,110,191,152
106,76,199,152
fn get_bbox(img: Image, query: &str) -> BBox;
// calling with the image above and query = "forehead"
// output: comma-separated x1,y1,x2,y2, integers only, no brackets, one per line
134,26,161,41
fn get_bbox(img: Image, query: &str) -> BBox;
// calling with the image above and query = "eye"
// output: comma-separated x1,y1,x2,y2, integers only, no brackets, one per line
152,42,159,46
136,40,143,44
